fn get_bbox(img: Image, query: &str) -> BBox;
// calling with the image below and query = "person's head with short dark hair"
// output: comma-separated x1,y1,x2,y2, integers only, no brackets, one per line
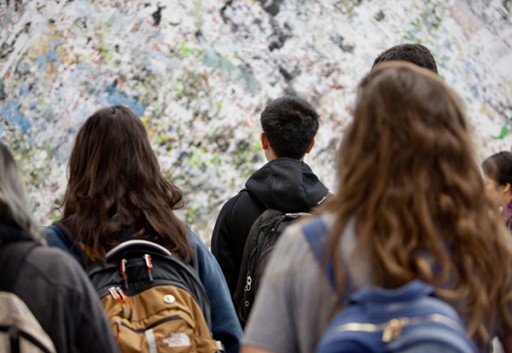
372,43,438,74
260,96,319,160
482,151,512,209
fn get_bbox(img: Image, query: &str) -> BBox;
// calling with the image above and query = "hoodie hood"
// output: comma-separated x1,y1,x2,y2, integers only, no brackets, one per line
245,157,329,212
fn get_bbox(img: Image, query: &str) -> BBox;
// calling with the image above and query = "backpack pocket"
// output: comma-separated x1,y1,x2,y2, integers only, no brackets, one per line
101,285,218,353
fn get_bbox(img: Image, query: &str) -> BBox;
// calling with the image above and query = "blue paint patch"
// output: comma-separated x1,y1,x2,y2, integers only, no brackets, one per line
470,85,479,99
0,100,31,133
105,84,145,117
37,54,47,69
19,84,31,96
47,50,59,63
36,50,61,72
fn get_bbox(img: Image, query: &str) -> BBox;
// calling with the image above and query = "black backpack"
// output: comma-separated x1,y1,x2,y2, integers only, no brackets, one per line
233,209,309,326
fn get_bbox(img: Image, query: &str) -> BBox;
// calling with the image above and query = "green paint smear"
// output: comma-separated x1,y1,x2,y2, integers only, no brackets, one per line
494,125,510,140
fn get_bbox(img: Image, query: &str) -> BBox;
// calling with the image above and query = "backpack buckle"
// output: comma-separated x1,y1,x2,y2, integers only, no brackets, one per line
382,318,409,342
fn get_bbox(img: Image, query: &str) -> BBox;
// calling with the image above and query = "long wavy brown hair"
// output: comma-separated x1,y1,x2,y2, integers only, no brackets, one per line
62,105,193,263
323,62,512,343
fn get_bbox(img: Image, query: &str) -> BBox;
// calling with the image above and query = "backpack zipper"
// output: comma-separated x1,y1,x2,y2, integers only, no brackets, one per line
116,315,184,334
330,313,462,342
244,217,281,293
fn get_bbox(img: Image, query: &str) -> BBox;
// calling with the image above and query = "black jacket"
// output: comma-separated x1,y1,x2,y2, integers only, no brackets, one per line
1,239,120,353
211,157,329,296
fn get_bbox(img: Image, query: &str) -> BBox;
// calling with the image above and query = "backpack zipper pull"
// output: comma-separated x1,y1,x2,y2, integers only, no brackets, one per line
144,254,153,281
244,276,252,292
117,287,133,321
109,287,125,318
114,320,122,342
120,258,129,289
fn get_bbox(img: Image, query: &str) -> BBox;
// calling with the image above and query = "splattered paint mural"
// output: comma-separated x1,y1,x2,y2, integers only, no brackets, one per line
1,0,511,242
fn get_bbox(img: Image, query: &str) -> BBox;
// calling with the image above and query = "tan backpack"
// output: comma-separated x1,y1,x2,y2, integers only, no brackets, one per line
87,240,222,353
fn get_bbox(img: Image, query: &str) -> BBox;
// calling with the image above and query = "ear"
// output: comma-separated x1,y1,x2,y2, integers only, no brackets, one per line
261,132,269,150
503,183,511,193
305,138,315,154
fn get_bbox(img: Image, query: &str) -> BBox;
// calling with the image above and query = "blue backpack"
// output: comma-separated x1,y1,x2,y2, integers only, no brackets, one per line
303,217,478,353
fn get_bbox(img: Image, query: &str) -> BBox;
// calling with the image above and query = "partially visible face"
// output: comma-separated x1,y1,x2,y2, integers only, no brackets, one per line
484,174,507,208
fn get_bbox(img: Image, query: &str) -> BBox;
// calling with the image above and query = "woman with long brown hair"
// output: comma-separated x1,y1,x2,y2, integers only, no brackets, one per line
44,105,242,352
241,62,512,353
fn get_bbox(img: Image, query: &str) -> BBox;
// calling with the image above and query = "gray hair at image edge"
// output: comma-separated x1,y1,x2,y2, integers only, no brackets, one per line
0,143,43,241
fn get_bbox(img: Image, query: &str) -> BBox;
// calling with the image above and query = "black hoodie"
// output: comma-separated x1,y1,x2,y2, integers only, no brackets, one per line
211,157,329,296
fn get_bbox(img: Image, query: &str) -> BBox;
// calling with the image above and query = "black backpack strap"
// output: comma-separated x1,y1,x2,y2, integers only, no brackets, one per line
0,227,40,291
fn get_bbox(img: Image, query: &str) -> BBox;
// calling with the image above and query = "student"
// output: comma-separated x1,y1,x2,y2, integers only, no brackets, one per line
482,151,512,229
372,43,438,73
211,95,330,297
241,62,512,353
0,143,120,353
43,105,243,353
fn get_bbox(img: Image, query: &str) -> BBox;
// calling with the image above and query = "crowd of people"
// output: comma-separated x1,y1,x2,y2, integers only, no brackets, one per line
1,43,512,353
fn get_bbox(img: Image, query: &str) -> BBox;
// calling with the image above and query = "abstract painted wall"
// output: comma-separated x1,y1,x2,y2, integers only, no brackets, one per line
1,0,511,242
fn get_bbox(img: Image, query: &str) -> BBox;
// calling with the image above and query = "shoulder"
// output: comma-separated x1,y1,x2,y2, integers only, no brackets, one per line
25,246,84,277
15,245,90,297
188,230,216,266
213,190,263,236
43,223,70,248
42,223,87,265
268,214,360,284
188,230,205,250
262,216,328,278
222,190,257,215
277,215,334,253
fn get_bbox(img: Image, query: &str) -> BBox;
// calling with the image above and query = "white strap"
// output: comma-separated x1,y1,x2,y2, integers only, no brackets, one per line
145,329,158,353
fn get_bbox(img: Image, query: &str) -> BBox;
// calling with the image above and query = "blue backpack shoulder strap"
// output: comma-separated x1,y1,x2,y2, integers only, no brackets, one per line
303,217,336,289
303,217,353,300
